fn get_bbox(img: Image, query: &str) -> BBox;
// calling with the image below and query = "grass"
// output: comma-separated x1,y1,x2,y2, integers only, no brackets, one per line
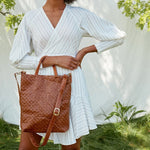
0,114,150,150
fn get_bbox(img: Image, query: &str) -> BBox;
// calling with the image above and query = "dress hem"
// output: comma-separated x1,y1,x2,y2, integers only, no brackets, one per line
38,125,98,145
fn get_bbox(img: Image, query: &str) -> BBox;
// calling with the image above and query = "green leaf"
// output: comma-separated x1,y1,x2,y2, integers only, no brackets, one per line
129,110,146,120
117,0,150,31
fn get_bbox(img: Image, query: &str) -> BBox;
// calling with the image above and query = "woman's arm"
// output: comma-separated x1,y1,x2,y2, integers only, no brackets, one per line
9,53,43,70
80,8,127,54
81,45,97,54
75,45,97,65
75,8,127,64
42,55,79,70
9,12,43,70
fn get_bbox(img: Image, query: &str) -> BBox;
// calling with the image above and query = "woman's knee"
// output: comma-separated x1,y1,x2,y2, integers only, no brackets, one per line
19,131,42,150
61,138,81,150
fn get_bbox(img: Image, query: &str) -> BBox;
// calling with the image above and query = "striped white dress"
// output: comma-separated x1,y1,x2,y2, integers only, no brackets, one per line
9,4,126,145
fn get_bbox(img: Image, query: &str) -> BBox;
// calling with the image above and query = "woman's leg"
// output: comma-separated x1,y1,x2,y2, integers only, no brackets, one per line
18,131,42,150
61,137,81,150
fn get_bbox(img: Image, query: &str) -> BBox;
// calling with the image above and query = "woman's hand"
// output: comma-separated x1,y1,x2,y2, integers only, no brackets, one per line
42,55,80,70
56,56,80,70
42,46,96,70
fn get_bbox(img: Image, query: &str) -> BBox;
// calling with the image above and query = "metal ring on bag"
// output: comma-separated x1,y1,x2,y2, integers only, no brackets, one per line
53,108,60,116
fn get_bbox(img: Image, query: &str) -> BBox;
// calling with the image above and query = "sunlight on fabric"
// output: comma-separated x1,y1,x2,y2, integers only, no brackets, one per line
1,0,150,127
146,97,150,113
18,0,38,9
98,53,114,84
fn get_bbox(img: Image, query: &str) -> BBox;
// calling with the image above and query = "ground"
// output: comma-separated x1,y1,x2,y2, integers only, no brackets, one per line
0,114,150,150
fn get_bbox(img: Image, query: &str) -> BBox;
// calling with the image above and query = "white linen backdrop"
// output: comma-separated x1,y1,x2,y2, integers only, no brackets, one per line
0,0,149,125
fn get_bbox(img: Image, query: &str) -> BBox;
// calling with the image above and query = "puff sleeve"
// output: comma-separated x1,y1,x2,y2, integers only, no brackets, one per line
9,13,42,70
80,9,127,54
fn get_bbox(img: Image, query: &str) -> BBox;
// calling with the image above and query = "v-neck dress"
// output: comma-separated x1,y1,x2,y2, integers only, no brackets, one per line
9,4,127,145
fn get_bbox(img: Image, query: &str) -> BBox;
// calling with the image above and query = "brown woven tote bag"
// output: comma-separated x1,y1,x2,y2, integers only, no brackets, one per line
14,55,72,148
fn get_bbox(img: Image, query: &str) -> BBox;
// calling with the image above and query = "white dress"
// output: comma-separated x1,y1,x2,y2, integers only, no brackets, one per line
9,4,126,145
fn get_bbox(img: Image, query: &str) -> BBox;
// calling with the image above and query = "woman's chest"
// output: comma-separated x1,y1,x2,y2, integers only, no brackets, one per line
29,10,83,45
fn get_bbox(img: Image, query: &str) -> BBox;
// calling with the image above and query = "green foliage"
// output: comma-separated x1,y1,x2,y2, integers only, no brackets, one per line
117,0,150,31
0,0,24,34
0,118,61,149
104,100,146,124
1,0,150,34
81,114,150,150
0,118,20,149
0,0,16,11
5,13,24,34
1,114,150,150
81,124,133,150
0,118,19,138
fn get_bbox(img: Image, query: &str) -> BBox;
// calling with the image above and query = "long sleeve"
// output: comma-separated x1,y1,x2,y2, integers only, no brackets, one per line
9,13,42,70
80,9,127,54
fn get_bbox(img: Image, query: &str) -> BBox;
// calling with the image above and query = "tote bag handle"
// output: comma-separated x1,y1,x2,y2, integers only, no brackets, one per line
35,55,58,76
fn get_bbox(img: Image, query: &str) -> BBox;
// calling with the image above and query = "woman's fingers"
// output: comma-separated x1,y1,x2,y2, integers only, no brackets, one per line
71,57,80,65
55,56,80,70
71,57,78,61
65,56,79,70
70,63,78,70
72,60,79,67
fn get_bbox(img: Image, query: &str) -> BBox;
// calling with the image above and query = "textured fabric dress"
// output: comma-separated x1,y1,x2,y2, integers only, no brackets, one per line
9,4,127,145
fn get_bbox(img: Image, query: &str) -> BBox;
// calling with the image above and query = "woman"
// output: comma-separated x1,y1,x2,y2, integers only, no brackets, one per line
9,0,127,149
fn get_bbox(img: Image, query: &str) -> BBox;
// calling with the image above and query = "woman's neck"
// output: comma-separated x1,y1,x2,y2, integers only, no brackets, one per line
44,0,65,10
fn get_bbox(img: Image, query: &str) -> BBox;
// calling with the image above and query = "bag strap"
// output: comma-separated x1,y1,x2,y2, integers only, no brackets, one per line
35,55,81,76
13,55,76,147
14,72,68,148
35,56,58,76
29,74,68,148
14,72,22,94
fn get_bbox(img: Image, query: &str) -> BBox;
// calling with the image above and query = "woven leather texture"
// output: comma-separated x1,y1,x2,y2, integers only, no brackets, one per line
19,71,72,133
